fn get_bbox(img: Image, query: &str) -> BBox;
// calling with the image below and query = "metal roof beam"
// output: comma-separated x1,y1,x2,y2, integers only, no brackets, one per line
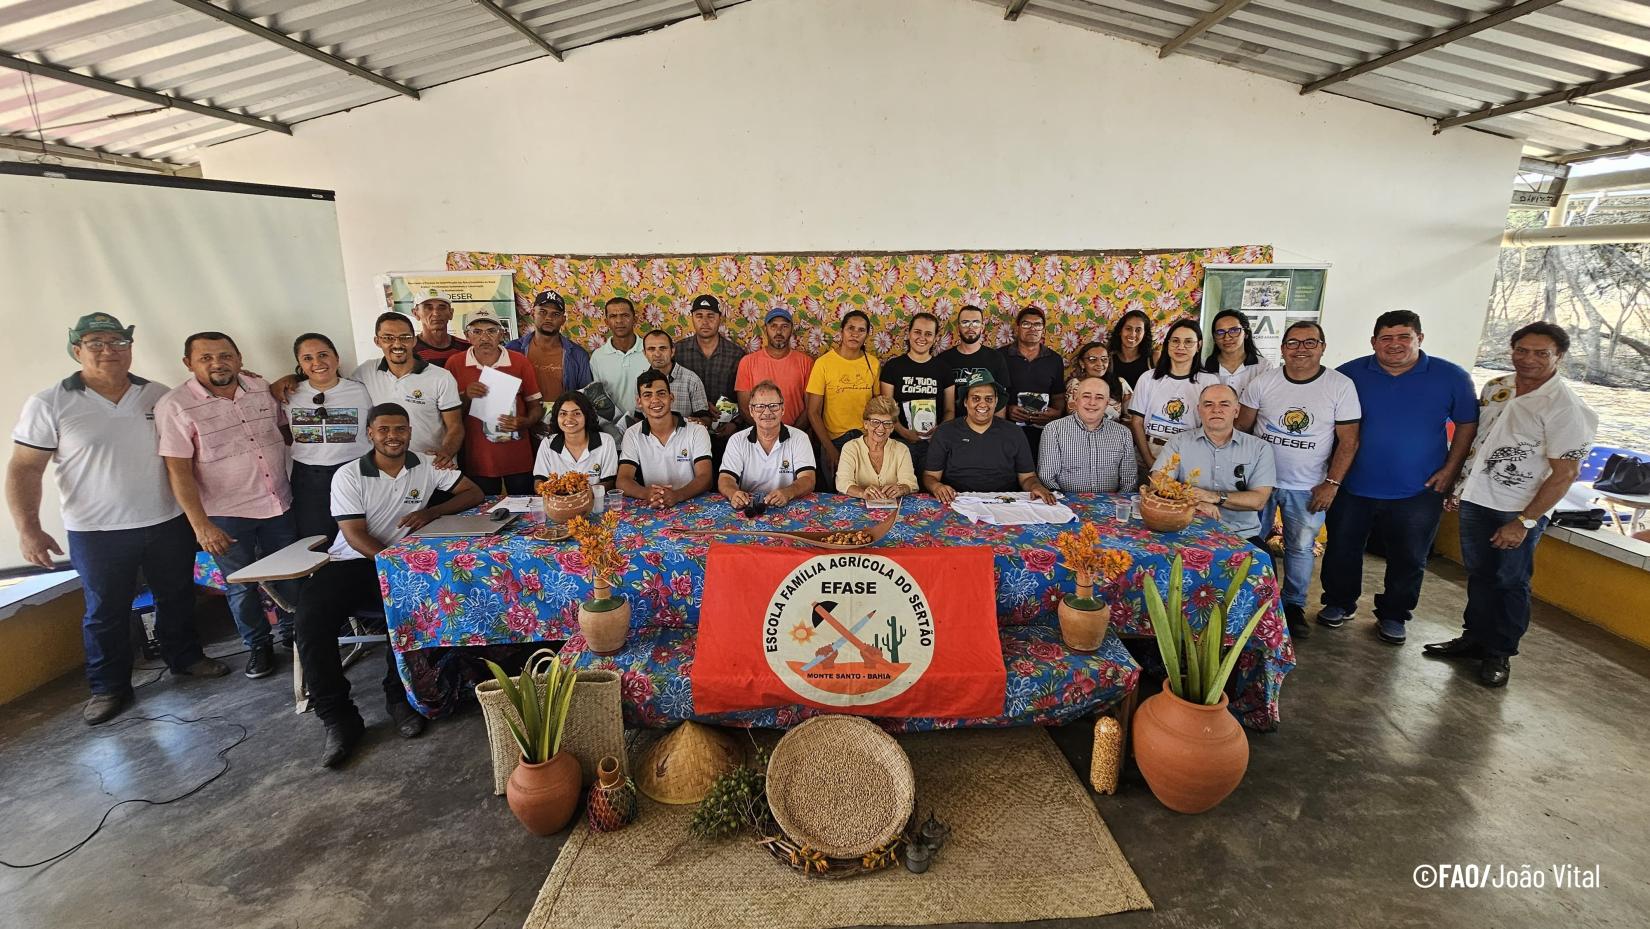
1302,0,1567,95
0,134,191,174
167,0,419,100
1551,140,1650,164
0,51,291,135
1005,0,1030,22
472,0,564,62
694,0,717,21
1160,1,1253,59
1436,63,1650,132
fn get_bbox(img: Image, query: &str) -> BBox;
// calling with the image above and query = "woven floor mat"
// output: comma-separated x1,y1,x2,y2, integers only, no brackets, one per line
523,726,1151,929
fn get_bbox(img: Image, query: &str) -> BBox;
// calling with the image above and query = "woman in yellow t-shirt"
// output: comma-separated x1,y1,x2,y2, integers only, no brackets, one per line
804,310,881,487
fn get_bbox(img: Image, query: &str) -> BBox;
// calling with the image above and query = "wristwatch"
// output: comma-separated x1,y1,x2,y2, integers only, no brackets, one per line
1217,492,1230,507
1518,515,1538,530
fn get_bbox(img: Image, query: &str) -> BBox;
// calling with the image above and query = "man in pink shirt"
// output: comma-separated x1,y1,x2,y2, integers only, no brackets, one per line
156,331,296,680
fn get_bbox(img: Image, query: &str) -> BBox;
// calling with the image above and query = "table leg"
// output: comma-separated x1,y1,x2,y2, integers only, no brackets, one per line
1606,503,1627,535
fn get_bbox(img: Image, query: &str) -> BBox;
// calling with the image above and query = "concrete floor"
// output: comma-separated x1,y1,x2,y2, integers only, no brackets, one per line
2,557,1647,929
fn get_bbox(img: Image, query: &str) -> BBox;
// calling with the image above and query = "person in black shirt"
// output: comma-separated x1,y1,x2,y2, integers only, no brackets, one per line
936,304,1010,422
879,312,947,469
1108,309,1153,389
924,371,1055,504
1003,306,1066,461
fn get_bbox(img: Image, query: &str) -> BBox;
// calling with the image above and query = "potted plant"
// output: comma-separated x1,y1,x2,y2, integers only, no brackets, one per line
538,472,594,523
484,648,583,835
1139,453,1200,532
568,512,631,655
1133,553,1270,813
1051,522,1131,652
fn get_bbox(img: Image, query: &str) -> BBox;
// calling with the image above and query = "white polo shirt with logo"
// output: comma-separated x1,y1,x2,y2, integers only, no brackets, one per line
1459,373,1597,516
327,451,461,561
619,415,711,489
1240,365,1361,490
12,373,181,531
533,432,619,485
719,425,817,496
351,359,461,457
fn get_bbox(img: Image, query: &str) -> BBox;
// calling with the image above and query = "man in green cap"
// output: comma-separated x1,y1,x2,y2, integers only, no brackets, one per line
8,314,229,726
922,370,1055,505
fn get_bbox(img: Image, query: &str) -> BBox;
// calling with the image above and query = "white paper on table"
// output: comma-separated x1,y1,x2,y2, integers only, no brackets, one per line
470,366,522,430
490,496,544,513
950,492,1076,526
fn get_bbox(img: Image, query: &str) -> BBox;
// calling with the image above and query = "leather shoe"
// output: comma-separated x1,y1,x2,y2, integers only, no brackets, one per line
1478,656,1511,688
320,719,365,768
83,692,131,726
244,645,275,679
388,701,426,739
173,657,231,678
1422,636,1484,661
1285,604,1310,640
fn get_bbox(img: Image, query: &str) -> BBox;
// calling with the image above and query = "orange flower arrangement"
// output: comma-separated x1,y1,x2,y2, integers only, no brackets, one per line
1053,522,1133,589
536,473,589,497
567,512,628,597
1144,454,1201,505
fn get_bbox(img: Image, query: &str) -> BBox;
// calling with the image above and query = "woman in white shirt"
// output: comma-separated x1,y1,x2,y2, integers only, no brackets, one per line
1065,341,1130,422
283,333,373,542
1203,309,1273,395
533,391,618,490
1126,318,1206,471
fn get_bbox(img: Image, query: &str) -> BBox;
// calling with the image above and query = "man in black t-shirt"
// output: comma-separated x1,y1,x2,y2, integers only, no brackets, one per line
1003,306,1066,462
879,312,948,469
923,371,1055,504
936,304,1010,422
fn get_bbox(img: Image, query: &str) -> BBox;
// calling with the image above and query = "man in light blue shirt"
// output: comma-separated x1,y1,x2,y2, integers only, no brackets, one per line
1153,384,1276,541
589,297,649,424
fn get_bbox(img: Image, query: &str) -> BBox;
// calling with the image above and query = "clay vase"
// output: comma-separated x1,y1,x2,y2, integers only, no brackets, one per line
579,582,630,656
1139,490,1196,533
1057,573,1111,653
506,750,582,835
1132,681,1249,814
586,755,637,832
542,485,594,524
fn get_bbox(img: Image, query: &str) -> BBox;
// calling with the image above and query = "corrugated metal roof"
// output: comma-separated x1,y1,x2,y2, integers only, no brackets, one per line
3,0,1649,172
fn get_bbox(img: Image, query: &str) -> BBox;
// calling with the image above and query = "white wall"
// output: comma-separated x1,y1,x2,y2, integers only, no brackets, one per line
200,0,1521,367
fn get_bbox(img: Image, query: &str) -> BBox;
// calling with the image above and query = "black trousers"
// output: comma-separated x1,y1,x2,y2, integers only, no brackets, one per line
290,460,346,542
465,472,536,496
295,559,406,728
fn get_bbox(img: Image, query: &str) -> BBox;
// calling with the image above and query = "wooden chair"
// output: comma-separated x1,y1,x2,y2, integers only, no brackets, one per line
225,535,385,714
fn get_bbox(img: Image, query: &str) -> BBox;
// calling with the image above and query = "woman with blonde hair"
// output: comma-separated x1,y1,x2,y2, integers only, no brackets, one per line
835,397,918,500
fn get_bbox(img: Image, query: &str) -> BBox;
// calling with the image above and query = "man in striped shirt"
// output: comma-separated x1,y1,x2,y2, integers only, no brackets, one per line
1037,376,1138,494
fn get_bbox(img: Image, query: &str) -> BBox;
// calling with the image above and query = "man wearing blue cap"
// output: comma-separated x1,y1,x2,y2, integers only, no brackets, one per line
735,307,814,428
9,314,229,725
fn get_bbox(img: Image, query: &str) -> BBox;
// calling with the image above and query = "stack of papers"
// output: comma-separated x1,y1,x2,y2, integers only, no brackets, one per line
490,496,544,513
950,493,1076,526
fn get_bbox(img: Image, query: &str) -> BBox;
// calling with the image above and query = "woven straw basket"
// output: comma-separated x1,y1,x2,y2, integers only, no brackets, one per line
477,668,626,797
766,716,915,858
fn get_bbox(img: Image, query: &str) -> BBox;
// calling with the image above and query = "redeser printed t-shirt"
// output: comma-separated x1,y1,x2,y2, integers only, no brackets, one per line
1240,366,1361,491
1127,371,1205,444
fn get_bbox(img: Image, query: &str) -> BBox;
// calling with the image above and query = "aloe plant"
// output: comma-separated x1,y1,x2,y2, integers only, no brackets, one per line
483,648,579,764
1143,554,1271,706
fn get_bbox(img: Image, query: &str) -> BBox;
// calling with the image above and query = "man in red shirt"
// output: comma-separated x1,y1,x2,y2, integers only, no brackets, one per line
444,313,543,495
735,307,814,428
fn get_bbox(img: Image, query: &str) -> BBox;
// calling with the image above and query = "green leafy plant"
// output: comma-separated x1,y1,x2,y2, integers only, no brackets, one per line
689,747,772,840
483,648,579,764
1143,554,1271,706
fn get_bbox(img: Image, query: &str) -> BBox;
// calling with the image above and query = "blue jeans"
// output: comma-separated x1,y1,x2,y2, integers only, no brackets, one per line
209,511,299,649
1320,489,1444,625
1260,489,1324,609
1458,500,1546,658
66,515,204,696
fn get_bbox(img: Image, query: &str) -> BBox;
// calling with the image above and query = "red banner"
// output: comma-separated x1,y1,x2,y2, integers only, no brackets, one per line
692,544,1005,718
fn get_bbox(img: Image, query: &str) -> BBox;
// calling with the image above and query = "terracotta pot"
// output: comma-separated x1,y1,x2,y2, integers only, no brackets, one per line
542,485,594,523
579,583,630,655
1140,490,1196,533
1057,577,1110,653
586,754,637,832
1133,681,1248,814
506,750,582,835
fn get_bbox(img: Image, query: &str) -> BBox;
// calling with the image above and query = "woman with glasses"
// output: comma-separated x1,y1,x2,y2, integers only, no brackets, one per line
1066,341,1129,422
1203,309,1273,394
1126,318,1206,471
283,333,372,542
1107,309,1155,389
532,392,618,490
835,397,918,501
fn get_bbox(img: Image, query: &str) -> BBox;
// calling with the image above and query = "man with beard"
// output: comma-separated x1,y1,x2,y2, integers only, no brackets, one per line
505,291,592,413
590,297,649,425
735,307,813,428
1003,305,1066,460
937,304,1009,422
675,294,745,443
156,332,297,680
351,313,465,467
924,371,1054,504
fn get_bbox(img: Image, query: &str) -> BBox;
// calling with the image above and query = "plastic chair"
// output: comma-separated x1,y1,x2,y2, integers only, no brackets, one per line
225,535,385,714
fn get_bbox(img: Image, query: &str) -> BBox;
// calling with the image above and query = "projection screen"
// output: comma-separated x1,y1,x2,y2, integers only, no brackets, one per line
0,164,354,573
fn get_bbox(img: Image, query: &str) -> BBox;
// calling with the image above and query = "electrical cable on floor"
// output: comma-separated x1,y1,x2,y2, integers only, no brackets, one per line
0,713,249,870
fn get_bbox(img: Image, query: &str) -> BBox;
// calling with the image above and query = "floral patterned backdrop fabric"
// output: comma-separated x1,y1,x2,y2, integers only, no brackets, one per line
448,246,1273,355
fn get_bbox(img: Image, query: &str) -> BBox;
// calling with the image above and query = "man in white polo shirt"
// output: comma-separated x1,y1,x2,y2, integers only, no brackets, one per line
297,402,482,769
590,297,649,426
351,312,464,468
9,313,229,725
1237,320,1362,640
719,381,816,511
618,369,712,509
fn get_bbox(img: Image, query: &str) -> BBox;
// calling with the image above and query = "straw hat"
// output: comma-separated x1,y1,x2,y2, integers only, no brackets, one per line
765,716,915,858
636,721,746,805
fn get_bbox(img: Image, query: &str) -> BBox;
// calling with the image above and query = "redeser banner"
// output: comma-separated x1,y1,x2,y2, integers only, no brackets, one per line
693,544,1005,718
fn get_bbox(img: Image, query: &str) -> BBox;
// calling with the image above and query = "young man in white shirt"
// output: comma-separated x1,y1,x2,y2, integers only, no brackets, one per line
297,402,482,768
351,312,464,467
618,369,712,509
719,381,816,511
1428,323,1597,688
1238,320,1361,639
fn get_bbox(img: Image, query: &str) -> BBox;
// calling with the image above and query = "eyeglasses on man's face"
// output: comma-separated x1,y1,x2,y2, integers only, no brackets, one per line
79,339,132,353
1282,338,1323,350
379,333,416,344
751,402,784,413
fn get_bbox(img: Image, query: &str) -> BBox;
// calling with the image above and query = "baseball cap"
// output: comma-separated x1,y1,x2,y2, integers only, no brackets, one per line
463,311,504,329
764,307,793,325
534,290,565,310
413,288,453,306
691,294,721,314
67,313,134,359
962,368,1007,398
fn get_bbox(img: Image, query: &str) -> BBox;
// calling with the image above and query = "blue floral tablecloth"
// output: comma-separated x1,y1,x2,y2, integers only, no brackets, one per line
373,494,1293,729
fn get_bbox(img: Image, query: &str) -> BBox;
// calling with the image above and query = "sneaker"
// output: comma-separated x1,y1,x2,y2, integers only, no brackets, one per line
173,657,231,678
244,645,276,679
83,692,131,726
388,701,426,739
1285,604,1310,640
1375,618,1407,645
1316,605,1355,628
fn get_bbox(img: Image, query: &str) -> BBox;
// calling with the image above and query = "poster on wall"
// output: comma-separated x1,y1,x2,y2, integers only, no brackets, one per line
1200,263,1329,365
380,270,518,339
